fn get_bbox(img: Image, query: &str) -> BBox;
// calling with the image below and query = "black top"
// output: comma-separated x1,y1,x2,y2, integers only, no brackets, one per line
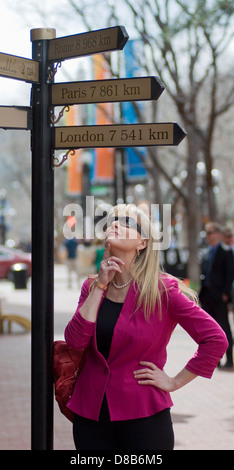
96,297,123,360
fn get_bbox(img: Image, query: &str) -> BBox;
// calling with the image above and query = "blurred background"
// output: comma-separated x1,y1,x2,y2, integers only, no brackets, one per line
0,0,234,284
0,0,234,452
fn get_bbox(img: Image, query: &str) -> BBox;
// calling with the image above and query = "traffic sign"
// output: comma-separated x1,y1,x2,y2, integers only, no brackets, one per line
0,106,32,129
48,26,128,61
51,76,164,106
53,123,186,149
0,52,39,83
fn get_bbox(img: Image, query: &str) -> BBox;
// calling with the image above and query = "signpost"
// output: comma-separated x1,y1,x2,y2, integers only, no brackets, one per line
0,52,39,83
54,123,186,149
51,76,164,105
0,106,32,130
0,25,186,451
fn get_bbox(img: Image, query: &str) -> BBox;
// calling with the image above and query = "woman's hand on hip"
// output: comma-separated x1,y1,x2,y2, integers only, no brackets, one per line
133,361,176,392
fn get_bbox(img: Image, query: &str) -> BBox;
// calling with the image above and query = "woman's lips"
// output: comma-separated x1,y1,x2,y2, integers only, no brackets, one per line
107,230,119,236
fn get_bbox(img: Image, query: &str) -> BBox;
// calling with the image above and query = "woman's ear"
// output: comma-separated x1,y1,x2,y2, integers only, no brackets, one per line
137,239,148,254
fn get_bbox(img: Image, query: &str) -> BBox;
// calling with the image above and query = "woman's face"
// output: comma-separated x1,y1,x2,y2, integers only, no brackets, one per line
105,212,147,255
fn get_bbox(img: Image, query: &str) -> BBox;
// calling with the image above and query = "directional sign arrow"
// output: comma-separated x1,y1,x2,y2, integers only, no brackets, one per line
0,106,32,130
53,123,186,150
0,52,39,83
48,26,128,61
51,76,164,106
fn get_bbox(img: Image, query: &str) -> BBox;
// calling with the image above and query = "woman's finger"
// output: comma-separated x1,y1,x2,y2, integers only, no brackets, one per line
108,256,125,266
134,373,154,381
102,243,110,260
106,263,123,273
139,361,157,370
133,368,153,376
137,380,153,385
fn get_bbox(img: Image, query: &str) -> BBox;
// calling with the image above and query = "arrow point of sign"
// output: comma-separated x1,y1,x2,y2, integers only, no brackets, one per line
117,26,129,49
173,123,187,145
151,76,165,100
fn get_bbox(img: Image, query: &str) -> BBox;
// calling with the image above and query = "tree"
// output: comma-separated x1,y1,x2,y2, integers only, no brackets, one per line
66,0,234,281
9,0,234,281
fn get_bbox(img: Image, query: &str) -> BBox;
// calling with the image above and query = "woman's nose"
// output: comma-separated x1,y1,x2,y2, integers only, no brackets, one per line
111,219,119,228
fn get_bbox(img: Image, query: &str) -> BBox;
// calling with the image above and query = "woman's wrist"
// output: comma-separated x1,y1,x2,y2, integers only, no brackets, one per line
93,278,109,291
80,278,106,322
172,369,197,391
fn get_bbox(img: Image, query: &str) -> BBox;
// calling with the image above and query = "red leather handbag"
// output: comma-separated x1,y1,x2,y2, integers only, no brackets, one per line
53,277,95,422
53,340,85,422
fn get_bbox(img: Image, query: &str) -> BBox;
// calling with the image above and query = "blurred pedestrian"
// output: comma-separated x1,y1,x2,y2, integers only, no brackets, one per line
199,222,234,368
222,227,234,251
64,238,80,289
222,227,234,328
94,238,105,273
65,205,227,451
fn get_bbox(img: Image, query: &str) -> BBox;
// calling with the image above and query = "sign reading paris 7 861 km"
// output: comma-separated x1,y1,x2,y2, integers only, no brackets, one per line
51,77,164,105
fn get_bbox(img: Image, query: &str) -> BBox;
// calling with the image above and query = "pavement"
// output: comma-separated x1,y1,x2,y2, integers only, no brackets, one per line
0,263,234,451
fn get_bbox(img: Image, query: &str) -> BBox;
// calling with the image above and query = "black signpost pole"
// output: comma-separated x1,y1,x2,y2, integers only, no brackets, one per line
30,28,56,450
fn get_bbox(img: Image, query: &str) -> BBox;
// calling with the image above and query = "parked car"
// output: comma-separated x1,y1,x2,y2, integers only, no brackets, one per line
0,245,31,280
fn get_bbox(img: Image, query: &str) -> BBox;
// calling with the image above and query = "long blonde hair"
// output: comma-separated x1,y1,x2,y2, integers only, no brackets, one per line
109,204,197,321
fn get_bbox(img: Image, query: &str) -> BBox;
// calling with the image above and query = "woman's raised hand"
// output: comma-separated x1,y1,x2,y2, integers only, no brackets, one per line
98,243,125,286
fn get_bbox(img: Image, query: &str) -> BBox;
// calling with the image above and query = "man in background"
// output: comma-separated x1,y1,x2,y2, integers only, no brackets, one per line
199,222,234,368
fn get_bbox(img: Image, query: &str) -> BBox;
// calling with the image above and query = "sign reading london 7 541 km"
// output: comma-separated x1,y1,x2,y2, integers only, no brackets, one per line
54,123,186,149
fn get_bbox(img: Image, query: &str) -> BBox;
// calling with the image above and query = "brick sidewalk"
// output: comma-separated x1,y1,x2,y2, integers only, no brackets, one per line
0,266,233,450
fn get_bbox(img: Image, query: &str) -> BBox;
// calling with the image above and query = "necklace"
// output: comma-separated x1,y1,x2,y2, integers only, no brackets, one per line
112,277,132,289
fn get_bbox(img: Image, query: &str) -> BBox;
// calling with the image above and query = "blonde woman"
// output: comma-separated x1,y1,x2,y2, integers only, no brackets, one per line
65,204,228,451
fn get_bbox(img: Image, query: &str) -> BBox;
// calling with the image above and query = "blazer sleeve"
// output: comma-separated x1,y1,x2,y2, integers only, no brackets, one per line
65,278,96,350
168,280,228,378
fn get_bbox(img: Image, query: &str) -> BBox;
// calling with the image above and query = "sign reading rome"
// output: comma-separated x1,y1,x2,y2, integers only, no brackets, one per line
48,26,128,61
54,123,186,149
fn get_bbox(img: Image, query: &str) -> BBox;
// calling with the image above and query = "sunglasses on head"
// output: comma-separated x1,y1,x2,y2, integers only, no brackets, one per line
104,216,144,236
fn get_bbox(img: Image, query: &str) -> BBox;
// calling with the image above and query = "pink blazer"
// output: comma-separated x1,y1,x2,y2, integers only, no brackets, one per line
65,275,228,422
